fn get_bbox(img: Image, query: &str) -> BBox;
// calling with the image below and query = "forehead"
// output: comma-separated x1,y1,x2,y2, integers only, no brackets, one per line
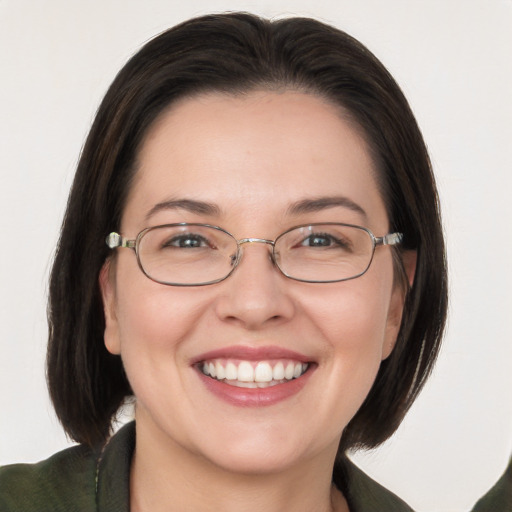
123,90,387,232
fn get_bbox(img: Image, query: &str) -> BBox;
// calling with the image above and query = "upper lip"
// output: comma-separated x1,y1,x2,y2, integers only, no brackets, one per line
191,345,312,365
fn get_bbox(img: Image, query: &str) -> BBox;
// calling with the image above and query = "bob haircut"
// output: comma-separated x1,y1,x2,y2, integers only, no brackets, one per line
47,12,447,456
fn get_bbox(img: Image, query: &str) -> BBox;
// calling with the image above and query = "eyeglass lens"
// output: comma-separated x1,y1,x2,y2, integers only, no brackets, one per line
136,224,375,285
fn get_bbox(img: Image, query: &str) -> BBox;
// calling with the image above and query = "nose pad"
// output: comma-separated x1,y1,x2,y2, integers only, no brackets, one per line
229,251,239,268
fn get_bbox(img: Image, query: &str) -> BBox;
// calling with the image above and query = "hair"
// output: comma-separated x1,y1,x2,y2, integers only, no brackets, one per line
47,12,447,456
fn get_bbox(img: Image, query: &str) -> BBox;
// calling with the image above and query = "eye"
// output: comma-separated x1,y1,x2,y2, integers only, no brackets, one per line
163,233,212,249
299,233,350,249
301,234,333,247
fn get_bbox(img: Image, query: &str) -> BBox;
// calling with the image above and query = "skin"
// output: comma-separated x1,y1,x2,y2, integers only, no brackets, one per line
100,91,412,512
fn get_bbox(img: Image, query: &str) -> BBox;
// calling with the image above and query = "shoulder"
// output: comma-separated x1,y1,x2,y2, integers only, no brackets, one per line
471,457,512,512
0,444,98,512
0,422,135,512
334,457,414,512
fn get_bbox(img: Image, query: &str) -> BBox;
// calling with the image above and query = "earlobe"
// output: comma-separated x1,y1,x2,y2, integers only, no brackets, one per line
99,259,121,355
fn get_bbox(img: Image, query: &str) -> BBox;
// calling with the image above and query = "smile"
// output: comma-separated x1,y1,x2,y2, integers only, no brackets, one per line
199,359,309,388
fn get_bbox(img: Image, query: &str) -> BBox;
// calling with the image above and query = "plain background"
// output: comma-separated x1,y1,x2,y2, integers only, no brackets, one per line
1,1,511,511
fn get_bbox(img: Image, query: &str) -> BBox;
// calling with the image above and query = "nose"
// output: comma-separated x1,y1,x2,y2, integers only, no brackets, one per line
214,240,295,330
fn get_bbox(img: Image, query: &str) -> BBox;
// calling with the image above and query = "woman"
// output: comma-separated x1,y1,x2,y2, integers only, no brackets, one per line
0,12,447,511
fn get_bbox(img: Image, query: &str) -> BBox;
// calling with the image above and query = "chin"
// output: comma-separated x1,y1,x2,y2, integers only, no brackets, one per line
206,446,307,476
190,426,326,477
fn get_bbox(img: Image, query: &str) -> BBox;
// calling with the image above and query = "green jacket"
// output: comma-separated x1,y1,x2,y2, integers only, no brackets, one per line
0,422,413,511
470,457,512,512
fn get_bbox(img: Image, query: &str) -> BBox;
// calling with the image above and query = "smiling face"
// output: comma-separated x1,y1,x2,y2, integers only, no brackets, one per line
100,90,407,475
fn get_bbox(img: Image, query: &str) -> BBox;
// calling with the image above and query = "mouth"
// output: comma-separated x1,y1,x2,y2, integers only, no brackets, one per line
198,359,310,389
192,346,315,406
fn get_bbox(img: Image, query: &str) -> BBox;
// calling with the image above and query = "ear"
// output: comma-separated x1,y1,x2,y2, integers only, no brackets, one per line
382,250,417,360
99,258,121,355
401,249,417,289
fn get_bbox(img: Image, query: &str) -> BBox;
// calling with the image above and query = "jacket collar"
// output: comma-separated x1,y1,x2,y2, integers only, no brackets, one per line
96,421,135,512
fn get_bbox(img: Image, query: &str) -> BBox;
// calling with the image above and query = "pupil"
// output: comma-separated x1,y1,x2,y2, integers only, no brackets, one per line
180,237,201,248
310,236,329,246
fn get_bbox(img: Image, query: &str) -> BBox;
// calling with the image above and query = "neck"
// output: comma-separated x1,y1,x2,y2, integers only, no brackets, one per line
130,417,348,512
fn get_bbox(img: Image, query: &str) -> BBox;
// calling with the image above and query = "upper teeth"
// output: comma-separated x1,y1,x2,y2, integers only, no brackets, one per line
201,360,308,384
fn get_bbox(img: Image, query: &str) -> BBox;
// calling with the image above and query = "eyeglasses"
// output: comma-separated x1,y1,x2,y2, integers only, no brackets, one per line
106,223,402,286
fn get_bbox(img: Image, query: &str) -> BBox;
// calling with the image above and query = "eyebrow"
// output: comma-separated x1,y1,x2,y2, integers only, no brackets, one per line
145,195,367,222
287,196,367,219
145,198,221,220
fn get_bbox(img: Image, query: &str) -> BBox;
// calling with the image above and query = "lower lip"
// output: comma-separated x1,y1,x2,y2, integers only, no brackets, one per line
196,368,314,407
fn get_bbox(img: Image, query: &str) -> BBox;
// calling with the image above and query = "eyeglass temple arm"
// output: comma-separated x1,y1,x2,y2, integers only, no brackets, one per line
375,232,403,246
106,232,136,249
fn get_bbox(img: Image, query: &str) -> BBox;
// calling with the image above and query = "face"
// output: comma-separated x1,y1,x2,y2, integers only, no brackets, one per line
101,91,407,475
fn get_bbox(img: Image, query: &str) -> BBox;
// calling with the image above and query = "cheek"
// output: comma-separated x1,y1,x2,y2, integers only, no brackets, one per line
290,279,395,440
111,256,214,391
306,277,394,355
112,283,215,424
113,251,205,345
115,285,206,353
319,293,390,395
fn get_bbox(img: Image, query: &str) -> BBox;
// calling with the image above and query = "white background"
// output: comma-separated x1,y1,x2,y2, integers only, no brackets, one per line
1,1,511,511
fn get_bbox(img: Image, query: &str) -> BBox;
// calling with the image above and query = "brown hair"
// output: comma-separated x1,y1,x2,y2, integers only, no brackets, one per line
47,12,447,455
